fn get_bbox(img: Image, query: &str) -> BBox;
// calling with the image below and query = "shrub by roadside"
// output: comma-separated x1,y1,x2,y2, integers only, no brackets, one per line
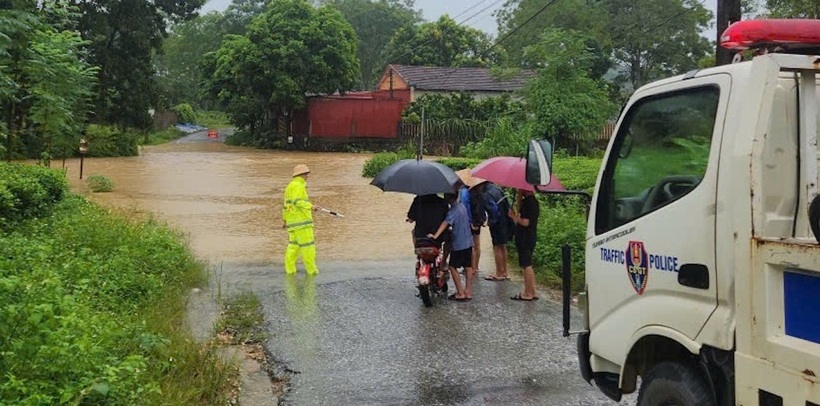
0,162,67,228
0,166,234,403
87,175,114,192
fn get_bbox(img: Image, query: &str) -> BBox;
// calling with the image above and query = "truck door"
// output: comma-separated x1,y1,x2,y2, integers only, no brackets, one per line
587,75,730,366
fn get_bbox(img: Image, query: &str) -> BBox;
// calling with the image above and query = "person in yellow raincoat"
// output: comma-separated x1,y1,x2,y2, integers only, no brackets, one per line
283,164,318,275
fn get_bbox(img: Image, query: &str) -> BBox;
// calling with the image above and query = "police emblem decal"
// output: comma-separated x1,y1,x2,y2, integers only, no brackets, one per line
626,241,649,295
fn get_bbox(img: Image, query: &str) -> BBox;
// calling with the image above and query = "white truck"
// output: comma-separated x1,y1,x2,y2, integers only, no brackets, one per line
527,19,820,405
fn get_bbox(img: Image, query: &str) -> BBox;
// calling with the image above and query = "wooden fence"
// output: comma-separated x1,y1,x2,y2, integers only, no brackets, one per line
399,119,489,156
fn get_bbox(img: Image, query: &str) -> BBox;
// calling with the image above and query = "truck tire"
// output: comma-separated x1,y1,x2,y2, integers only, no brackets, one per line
637,361,714,406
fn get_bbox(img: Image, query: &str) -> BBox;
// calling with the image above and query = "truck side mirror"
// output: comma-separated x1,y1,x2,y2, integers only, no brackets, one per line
525,140,553,186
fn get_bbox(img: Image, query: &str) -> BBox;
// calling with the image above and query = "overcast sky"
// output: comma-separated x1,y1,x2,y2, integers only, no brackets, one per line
200,0,719,40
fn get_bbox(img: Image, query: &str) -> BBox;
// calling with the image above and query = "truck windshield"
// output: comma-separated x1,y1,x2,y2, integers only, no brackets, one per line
596,86,720,233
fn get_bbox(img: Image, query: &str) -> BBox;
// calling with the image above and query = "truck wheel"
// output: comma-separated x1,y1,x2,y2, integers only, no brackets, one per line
637,362,714,406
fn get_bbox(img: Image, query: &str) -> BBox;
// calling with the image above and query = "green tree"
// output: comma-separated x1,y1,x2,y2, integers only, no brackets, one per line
765,0,820,17
523,29,615,153
384,15,502,67
71,0,204,129
1,1,96,160
606,0,712,88
496,0,610,67
204,0,359,143
157,12,227,108
497,0,712,91
322,0,420,88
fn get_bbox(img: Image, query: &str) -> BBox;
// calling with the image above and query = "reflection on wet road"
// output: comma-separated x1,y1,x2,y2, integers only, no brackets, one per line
64,136,627,405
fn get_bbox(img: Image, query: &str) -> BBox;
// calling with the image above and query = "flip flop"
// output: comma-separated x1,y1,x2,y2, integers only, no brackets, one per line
448,294,468,302
510,294,538,301
484,275,505,281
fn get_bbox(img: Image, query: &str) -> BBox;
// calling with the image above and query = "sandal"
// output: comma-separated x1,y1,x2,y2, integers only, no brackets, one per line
448,294,468,302
484,275,507,281
510,294,538,301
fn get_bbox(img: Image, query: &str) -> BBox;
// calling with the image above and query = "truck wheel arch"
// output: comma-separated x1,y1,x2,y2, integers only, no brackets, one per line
621,327,702,394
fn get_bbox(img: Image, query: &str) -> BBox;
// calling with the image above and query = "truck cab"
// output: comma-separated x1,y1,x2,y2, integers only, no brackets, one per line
528,19,820,405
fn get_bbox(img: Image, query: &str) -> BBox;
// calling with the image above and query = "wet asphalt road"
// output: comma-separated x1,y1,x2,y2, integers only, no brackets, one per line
246,261,630,406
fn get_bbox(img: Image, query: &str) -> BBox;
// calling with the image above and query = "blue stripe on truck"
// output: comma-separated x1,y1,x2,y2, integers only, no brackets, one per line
784,270,820,344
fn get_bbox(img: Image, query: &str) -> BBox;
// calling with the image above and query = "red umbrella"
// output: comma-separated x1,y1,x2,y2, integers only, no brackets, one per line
471,156,565,192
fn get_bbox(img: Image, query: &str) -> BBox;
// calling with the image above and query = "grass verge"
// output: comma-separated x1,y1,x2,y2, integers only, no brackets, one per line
0,195,236,404
216,292,269,346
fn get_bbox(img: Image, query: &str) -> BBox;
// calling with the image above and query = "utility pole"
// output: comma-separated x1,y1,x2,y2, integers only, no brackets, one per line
716,0,742,65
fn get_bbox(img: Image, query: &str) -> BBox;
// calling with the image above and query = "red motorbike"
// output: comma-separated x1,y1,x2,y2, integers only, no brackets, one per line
414,237,448,307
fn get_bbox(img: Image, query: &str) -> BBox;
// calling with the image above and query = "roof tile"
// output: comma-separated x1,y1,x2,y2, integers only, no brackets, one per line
389,64,536,92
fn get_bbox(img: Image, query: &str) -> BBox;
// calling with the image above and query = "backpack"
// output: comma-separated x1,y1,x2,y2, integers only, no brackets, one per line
484,185,505,226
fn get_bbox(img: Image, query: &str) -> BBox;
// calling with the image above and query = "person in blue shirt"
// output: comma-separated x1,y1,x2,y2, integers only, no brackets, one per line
429,193,474,301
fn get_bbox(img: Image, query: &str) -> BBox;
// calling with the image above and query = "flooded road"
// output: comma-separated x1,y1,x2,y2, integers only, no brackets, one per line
63,132,626,405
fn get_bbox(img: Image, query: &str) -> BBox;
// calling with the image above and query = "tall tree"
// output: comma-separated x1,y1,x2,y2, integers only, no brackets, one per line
523,29,615,152
765,0,820,17
323,0,420,89
606,0,712,89
384,15,502,68
1,1,96,160
204,0,359,142
157,12,228,108
497,0,712,91
69,0,204,129
716,0,742,65
496,0,610,67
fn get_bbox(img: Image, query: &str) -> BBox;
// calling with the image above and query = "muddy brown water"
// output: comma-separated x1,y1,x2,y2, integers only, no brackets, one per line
63,142,491,267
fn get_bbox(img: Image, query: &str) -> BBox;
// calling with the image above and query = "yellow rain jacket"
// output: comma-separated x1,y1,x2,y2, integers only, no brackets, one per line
283,176,314,229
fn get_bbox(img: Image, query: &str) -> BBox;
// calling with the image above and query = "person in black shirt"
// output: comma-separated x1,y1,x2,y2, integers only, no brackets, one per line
509,189,540,301
406,194,449,243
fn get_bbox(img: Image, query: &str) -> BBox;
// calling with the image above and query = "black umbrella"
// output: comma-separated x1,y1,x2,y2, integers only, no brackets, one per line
370,159,463,195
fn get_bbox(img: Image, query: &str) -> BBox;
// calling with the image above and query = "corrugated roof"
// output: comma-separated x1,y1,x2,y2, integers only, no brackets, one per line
388,64,536,92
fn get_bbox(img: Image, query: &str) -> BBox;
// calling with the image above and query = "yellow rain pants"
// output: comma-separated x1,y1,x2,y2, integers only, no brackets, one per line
285,227,318,275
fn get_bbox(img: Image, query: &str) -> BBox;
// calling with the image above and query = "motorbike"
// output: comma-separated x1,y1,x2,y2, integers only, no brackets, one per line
414,237,448,307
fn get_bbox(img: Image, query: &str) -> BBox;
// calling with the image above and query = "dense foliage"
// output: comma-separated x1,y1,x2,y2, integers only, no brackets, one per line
523,29,616,153
203,0,360,145
321,0,420,88
73,0,204,128
0,2,97,161
0,187,233,403
497,0,712,92
384,15,502,67
0,163,67,228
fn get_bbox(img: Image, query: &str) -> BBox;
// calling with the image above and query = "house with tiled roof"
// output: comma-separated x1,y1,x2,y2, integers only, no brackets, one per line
376,64,536,101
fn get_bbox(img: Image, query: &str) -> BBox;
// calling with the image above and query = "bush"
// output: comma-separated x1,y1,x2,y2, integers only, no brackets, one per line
140,128,185,146
0,162,67,227
0,196,233,404
434,157,480,171
361,151,413,177
87,175,114,192
84,124,139,157
531,199,589,292
172,103,197,124
197,110,230,128
460,117,530,159
552,156,602,193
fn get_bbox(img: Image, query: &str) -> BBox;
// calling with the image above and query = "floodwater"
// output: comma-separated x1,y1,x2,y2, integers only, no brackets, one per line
66,140,422,266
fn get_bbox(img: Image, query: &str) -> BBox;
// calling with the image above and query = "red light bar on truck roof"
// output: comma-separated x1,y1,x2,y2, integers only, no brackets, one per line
720,19,820,51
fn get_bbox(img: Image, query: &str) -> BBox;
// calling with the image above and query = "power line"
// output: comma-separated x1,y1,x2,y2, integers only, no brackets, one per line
385,0,506,64
417,0,562,85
